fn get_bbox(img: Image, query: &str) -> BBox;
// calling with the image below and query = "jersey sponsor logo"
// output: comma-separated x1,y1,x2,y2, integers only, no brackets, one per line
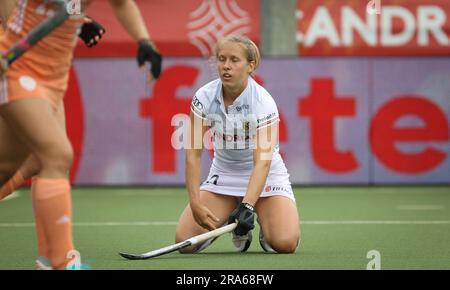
206,113,261,149
235,104,249,112
257,112,277,124
192,95,204,110
212,131,256,143
264,185,292,194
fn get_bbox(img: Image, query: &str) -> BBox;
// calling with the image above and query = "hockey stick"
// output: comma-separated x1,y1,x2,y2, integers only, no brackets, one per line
119,222,238,260
2,0,71,65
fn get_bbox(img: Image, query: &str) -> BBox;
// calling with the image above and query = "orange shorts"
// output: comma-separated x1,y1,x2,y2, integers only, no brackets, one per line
0,70,67,111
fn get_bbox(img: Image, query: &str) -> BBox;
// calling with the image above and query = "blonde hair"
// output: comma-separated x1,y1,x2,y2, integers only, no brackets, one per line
214,35,261,74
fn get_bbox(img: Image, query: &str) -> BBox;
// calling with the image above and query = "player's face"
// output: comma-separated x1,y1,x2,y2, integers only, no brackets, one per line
217,42,254,90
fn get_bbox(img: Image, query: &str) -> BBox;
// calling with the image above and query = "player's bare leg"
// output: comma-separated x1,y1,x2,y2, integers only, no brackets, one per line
176,190,237,253
0,98,75,269
13,95,66,180
255,196,300,253
31,101,68,266
0,101,66,200
0,114,29,188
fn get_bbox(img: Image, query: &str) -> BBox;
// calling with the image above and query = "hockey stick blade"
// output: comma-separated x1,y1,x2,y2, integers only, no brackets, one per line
119,240,191,260
119,223,237,260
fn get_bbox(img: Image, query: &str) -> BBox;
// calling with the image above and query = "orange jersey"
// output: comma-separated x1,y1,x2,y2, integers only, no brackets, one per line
1,0,84,89
0,0,85,108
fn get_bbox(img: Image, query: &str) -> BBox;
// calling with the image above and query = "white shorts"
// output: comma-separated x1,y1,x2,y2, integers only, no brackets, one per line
200,163,296,202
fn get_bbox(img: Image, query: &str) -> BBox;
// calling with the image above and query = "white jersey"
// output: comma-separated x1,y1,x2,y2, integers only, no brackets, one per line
190,77,286,174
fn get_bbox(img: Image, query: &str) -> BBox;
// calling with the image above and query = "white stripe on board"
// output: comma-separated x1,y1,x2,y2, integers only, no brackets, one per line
1,220,450,228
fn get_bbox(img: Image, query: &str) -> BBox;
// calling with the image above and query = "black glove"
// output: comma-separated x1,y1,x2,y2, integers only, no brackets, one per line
228,202,255,236
79,17,105,48
137,39,162,79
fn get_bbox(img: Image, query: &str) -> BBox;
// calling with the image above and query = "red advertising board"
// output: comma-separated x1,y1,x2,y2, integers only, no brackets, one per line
65,58,450,185
297,0,450,56
76,0,260,57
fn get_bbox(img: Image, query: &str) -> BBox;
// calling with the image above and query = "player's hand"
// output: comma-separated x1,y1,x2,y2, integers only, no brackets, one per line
137,39,162,82
79,16,105,48
228,203,255,236
190,203,220,231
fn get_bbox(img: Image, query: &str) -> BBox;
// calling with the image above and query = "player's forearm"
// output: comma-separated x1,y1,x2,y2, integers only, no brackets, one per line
243,160,271,206
243,123,277,206
185,150,203,206
109,0,150,42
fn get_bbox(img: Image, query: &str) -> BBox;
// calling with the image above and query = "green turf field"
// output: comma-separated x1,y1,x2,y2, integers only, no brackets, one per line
1,186,449,270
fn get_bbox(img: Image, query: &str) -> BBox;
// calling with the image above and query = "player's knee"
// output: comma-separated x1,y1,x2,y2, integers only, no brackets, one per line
271,236,299,253
41,144,74,172
175,231,206,254
175,232,190,252
175,234,197,254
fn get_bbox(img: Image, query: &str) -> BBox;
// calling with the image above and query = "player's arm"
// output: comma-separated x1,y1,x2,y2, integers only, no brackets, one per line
244,122,279,205
108,0,149,43
185,111,219,231
108,0,162,80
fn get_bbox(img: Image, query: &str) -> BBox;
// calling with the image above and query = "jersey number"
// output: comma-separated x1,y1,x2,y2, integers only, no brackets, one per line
206,175,219,185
